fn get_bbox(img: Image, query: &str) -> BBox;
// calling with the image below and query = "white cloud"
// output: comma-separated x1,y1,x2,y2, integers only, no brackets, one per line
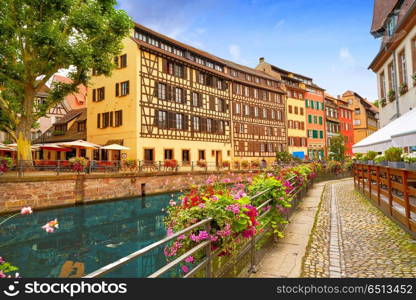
339,47,354,64
229,44,241,61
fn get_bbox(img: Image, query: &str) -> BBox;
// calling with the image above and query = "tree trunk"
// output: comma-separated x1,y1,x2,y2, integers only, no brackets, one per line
15,85,36,175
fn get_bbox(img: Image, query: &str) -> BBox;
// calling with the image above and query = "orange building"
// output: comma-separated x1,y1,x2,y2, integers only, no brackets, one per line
305,86,326,159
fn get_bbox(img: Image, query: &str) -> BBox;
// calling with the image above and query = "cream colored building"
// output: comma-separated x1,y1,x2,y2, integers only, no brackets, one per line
370,0,416,128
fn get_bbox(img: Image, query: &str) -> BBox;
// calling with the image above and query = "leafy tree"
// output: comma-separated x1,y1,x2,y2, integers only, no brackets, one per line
0,0,132,160
276,151,293,163
328,134,346,162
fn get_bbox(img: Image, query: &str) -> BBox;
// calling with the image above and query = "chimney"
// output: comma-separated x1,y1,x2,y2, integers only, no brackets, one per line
259,57,265,63
337,95,341,99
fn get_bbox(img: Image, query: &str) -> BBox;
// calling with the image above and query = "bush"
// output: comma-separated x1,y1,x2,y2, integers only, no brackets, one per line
384,147,403,162
276,151,293,163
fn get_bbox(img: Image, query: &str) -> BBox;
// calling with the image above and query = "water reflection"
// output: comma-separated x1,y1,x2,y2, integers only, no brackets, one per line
0,193,176,278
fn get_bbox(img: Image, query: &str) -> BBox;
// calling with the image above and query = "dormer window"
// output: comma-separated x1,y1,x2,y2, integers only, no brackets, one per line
386,14,398,37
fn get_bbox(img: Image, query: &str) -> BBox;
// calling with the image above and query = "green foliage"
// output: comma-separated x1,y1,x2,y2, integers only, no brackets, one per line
0,0,132,142
374,155,386,164
328,134,345,162
275,151,293,163
388,89,396,102
365,151,378,161
402,153,416,163
0,260,19,275
384,147,403,162
124,158,137,169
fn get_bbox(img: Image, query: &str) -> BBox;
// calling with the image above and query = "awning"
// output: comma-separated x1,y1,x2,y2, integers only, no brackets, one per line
353,108,416,153
33,143,72,152
101,144,130,150
58,140,101,149
0,144,16,151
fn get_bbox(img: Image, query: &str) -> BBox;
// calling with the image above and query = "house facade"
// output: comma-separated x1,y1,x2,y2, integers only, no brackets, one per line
342,91,379,144
337,97,354,156
324,94,341,152
369,0,416,127
86,23,286,165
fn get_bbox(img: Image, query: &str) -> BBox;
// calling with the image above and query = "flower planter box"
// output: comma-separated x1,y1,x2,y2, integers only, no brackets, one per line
388,162,405,169
404,163,416,170
377,161,388,166
368,160,374,165
360,160,368,165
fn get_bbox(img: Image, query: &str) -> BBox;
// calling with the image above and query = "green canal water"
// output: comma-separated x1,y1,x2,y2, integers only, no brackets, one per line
0,193,178,278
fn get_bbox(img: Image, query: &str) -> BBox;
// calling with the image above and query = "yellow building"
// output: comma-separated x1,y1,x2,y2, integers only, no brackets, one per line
256,60,308,158
87,24,233,166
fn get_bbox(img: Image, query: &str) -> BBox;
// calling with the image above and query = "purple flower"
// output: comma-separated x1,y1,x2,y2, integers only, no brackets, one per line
0,257,4,264
198,203,206,209
222,178,231,183
167,227,174,237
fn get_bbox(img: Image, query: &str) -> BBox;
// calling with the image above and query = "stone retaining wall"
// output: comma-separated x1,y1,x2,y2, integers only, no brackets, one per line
0,171,255,214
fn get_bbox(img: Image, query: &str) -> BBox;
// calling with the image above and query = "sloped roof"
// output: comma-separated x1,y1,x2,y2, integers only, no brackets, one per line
54,108,86,125
371,0,400,34
52,75,87,109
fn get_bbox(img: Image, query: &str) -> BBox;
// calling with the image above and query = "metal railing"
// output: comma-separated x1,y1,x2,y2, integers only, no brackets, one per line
2,160,290,177
84,174,310,278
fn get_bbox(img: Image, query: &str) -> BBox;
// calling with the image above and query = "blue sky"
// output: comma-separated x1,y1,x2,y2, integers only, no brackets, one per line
117,0,380,100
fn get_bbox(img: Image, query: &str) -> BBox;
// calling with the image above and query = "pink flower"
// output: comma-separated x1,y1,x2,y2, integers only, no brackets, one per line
169,200,177,206
226,204,240,214
181,265,189,273
0,271,5,278
42,219,59,233
21,207,33,215
184,256,194,263
210,235,218,242
0,257,5,264
217,224,231,238
167,227,174,236
198,203,206,209
242,226,257,239
222,178,231,184
267,173,274,177
211,195,219,201
178,234,186,240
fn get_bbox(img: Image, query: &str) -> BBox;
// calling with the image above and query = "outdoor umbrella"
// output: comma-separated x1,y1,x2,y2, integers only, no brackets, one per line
101,144,130,150
58,140,101,149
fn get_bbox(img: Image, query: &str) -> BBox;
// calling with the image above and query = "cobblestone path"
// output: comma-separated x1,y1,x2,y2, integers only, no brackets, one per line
302,179,416,278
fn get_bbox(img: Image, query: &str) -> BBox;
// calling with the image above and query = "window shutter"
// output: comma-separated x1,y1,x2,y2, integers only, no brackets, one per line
93,89,96,102
153,81,158,97
119,110,123,126
183,115,188,131
183,66,187,79
97,113,101,128
162,58,168,73
198,93,202,107
115,83,119,97
209,96,215,110
114,56,119,68
182,89,187,104
154,110,159,126
110,111,114,127
126,81,130,95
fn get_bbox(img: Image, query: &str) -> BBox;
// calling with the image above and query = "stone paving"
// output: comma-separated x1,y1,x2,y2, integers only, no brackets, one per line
302,179,416,278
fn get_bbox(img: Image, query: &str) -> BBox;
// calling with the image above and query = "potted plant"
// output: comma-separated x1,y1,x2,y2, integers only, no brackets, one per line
123,158,137,171
380,98,387,107
402,153,416,170
222,160,230,169
233,160,240,169
164,159,178,170
196,160,207,168
366,151,377,165
384,147,404,168
412,72,416,85
399,82,408,96
0,156,13,174
241,160,249,169
69,157,88,173
251,160,260,169
387,89,396,102
374,154,388,166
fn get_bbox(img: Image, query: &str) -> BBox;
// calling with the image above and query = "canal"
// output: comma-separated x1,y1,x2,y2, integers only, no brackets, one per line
0,193,178,278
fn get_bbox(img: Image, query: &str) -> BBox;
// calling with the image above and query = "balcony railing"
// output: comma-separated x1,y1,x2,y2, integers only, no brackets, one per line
353,163,416,234
84,174,311,278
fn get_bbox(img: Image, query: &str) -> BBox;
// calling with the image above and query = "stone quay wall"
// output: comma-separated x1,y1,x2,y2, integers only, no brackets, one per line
0,171,255,214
